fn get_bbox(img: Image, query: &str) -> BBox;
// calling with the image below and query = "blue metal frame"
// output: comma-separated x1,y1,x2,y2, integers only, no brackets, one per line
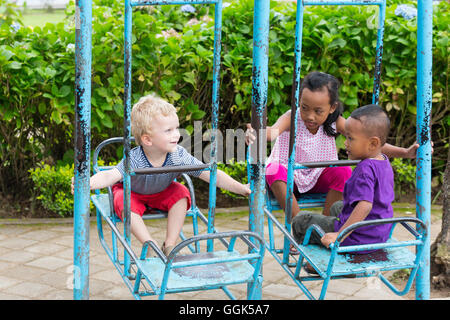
74,0,432,300
257,0,432,300
73,0,92,300
247,0,271,300
415,0,433,300
75,0,267,300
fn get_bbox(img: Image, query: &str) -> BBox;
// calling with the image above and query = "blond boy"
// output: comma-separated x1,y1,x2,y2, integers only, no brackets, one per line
74,95,250,256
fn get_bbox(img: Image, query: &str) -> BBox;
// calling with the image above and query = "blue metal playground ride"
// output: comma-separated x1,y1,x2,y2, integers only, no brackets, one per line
74,0,266,300
73,0,433,300
262,0,431,300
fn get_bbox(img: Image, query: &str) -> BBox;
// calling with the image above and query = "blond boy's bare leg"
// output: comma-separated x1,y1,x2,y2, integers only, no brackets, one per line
165,197,188,247
129,211,158,246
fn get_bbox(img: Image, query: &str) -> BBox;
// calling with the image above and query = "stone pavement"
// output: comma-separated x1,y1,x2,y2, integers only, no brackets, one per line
0,207,444,300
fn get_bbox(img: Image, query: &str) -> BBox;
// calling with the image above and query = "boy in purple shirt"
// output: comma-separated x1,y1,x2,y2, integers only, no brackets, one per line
292,104,394,255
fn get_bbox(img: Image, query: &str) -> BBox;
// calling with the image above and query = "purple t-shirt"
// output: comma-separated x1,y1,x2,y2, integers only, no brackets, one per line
334,155,394,248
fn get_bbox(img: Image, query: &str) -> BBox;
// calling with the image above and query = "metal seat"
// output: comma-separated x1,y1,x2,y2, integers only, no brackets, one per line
133,231,265,299
91,137,265,299
291,217,427,300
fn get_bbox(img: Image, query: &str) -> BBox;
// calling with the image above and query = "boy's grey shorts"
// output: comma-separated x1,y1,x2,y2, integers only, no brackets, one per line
291,201,343,245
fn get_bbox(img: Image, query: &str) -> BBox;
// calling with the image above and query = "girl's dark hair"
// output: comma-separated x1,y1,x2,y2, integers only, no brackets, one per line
299,71,343,137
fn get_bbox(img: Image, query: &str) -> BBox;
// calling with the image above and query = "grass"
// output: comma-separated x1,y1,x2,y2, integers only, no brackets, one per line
21,9,68,27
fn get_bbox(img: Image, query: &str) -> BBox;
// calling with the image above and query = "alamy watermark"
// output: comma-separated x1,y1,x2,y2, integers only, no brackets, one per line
178,121,277,165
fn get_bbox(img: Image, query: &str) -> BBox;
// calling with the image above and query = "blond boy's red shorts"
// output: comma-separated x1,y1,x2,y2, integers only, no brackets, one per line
111,182,191,220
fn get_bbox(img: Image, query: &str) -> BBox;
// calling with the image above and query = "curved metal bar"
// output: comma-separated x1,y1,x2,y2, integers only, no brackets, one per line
92,137,135,173
335,217,427,243
166,230,265,262
180,173,197,209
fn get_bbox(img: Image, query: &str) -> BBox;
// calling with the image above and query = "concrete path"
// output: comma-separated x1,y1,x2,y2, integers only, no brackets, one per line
0,207,443,300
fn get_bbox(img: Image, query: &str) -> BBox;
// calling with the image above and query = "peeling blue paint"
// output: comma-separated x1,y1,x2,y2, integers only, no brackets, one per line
74,0,92,300
415,0,432,300
206,0,223,253
248,0,270,300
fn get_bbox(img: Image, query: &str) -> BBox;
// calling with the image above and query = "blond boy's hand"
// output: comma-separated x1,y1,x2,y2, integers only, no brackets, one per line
71,177,75,195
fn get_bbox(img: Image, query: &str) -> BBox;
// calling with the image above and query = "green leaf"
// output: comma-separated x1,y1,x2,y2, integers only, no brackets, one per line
183,72,196,86
59,85,71,97
240,25,250,34
192,110,206,120
97,87,109,98
407,105,417,115
329,38,346,49
52,84,59,96
51,110,62,124
38,102,46,115
235,93,242,106
6,61,22,69
0,46,14,61
102,115,113,128
45,67,57,78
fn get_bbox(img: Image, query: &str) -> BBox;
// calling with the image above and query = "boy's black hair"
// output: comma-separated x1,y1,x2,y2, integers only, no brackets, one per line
299,71,343,137
350,104,391,145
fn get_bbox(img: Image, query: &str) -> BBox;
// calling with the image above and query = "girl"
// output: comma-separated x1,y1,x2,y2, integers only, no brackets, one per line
246,71,418,220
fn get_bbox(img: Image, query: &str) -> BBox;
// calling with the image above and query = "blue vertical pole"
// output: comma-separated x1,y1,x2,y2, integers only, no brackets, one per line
248,0,270,300
74,0,92,300
372,0,386,104
415,0,432,300
123,0,132,276
283,0,304,265
207,0,223,252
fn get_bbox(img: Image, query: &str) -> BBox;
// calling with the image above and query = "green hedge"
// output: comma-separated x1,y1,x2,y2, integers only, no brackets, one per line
29,158,416,217
1,0,448,203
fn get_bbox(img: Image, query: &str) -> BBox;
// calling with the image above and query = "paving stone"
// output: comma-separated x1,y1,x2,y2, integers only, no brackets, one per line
0,237,38,250
3,281,53,299
19,229,61,241
41,289,73,300
25,256,72,271
0,292,30,300
0,250,37,264
91,268,125,284
102,285,135,300
263,283,304,300
24,242,67,255
2,265,48,282
0,275,22,289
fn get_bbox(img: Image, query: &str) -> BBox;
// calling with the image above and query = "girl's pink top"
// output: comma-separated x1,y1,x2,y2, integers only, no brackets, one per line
267,117,338,193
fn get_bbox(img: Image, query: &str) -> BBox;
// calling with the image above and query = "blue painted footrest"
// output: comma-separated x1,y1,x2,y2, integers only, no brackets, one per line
300,239,416,277
140,251,255,290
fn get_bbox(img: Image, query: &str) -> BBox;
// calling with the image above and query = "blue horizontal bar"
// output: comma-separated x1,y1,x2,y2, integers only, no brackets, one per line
97,165,211,174
131,0,217,6
303,0,383,5
132,163,211,175
294,160,360,170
